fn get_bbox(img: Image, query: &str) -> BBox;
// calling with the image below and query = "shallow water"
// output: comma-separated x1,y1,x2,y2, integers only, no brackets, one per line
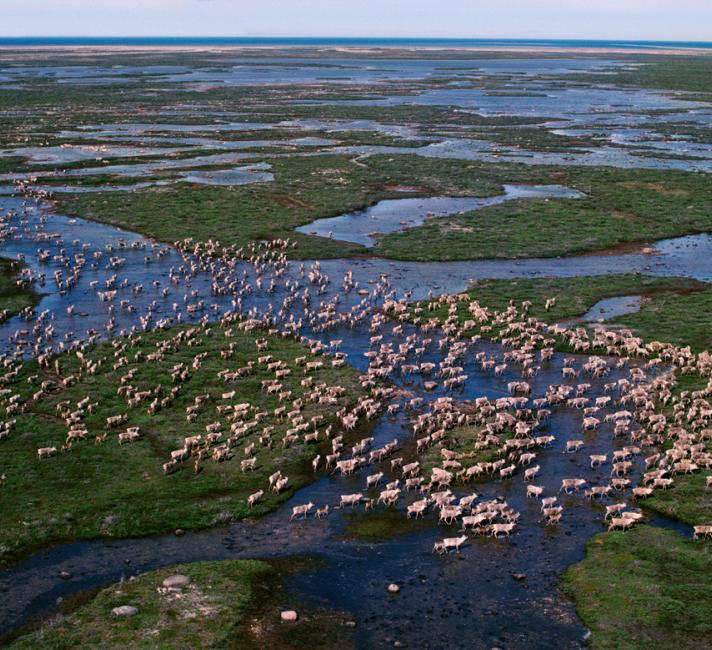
0,297,653,649
579,295,642,322
296,184,584,246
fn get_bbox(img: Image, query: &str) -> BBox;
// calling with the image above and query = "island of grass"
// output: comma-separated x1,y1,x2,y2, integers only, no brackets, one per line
7,558,354,649
0,257,41,317
0,319,368,570
563,527,712,650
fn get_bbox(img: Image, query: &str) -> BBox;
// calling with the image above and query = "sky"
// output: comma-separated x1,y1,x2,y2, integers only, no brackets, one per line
2,0,712,41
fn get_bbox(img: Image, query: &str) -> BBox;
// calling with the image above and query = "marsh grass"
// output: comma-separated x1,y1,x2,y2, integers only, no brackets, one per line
563,526,712,649
412,274,711,352
59,155,712,262
0,322,366,569
0,258,41,316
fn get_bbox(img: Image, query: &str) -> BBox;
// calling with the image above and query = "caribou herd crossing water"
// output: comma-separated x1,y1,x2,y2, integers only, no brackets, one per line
0,179,711,646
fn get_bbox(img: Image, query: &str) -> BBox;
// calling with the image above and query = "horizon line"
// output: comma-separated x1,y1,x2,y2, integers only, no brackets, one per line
1,36,712,44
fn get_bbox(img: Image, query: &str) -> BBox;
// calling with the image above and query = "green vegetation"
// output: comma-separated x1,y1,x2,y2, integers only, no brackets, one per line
641,370,712,527
645,472,712,526
58,155,712,262
0,321,367,569
0,258,40,316
8,558,354,649
614,289,712,352
373,162,712,261
456,274,706,322
60,155,372,259
341,508,432,541
10,560,271,649
563,526,712,649
567,54,712,98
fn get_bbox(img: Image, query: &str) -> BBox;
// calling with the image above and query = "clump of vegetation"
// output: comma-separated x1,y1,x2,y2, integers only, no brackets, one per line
373,162,712,261
0,320,366,568
0,258,41,317
566,54,712,98
563,526,712,649
59,155,712,262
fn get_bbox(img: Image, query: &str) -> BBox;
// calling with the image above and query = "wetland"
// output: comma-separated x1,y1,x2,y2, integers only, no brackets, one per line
0,44,711,649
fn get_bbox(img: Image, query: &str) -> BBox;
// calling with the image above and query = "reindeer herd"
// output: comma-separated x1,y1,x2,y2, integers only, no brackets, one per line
0,184,711,562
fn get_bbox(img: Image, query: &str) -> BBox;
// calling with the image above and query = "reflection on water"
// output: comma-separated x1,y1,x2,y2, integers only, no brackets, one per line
580,295,642,322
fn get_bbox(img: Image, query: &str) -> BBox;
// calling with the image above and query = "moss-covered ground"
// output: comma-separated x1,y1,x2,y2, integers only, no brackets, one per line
8,558,354,649
563,527,712,650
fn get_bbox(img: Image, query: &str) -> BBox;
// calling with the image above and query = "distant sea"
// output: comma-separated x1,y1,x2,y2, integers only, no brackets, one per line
0,37,711,49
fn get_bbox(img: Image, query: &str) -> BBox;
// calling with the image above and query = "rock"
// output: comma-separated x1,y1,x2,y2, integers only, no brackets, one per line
387,583,400,594
512,573,526,581
59,570,71,580
162,574,191,589
174,528,185,536
112,605,138,618
280,610,298,622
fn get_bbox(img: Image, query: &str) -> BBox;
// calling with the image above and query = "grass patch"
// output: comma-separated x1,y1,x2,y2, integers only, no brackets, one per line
7,557,355,649
0,257,41,317
563,526,712,649
8,560,272,649
567,54,712,97
0,320,367,569
614,289,712,352
58,155,712,262
374,162,712,261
